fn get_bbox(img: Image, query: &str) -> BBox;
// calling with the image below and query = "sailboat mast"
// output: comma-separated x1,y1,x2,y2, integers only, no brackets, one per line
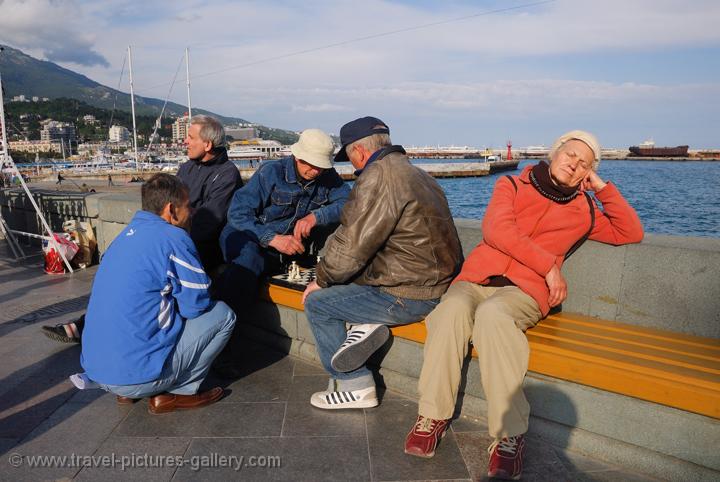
127,45,140,172
185,47,192,120
0,65,8,165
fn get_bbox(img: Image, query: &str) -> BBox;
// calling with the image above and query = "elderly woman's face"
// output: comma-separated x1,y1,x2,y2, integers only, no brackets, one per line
549,140,595,188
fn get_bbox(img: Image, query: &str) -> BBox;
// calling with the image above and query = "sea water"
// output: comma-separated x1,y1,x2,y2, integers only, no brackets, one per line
433,159,720,238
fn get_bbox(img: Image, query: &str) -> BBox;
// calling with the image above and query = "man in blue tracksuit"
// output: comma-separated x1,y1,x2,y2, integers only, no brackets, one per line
81,173,236,414
217,128,350,307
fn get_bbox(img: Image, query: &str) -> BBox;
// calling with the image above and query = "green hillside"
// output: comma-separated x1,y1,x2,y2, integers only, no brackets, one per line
0,45,299,143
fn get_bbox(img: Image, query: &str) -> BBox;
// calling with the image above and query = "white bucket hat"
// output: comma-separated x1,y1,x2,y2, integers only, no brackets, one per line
290,129,334,169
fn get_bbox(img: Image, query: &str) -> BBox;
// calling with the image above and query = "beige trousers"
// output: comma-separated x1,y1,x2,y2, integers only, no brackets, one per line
417,281,542,439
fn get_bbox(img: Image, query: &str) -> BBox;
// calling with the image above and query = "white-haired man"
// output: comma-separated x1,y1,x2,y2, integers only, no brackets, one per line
302,116,463,410
404,130,644,480
178,114,243,274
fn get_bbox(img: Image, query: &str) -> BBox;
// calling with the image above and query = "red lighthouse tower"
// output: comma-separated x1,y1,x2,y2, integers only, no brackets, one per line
506,140,513,160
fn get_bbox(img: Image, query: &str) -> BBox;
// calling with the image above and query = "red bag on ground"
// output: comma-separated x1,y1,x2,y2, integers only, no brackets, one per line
42,234,79,274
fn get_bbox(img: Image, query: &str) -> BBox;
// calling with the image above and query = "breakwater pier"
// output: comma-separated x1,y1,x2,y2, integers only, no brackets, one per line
27,160,520,184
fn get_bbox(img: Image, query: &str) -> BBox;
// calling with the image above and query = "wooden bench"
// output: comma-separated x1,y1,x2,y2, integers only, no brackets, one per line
260,283,720,420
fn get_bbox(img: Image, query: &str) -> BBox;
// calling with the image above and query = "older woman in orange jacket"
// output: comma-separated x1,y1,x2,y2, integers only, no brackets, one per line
404,131,643,480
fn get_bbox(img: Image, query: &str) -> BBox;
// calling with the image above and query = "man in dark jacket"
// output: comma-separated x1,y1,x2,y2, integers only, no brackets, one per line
177,115,243,274
301,117,463,410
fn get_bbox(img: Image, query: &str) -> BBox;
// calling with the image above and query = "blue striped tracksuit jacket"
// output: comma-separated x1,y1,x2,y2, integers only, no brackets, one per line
81,211,212,386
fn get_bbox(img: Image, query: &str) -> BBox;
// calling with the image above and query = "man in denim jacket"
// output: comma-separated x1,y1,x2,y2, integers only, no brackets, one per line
217,129,350,311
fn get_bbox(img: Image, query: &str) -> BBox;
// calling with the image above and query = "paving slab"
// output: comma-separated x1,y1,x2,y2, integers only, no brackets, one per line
75,436,191,482
174,436,371,482
114,401,286,438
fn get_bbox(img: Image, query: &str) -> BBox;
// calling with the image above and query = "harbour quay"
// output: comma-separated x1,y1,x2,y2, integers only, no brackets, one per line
25,159,521,184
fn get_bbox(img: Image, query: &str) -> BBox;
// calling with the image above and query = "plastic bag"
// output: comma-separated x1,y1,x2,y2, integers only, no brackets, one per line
63,220,97,268
42,233,79,274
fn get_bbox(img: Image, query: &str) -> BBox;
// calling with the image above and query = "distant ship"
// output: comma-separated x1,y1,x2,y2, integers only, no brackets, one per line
629,139,688,157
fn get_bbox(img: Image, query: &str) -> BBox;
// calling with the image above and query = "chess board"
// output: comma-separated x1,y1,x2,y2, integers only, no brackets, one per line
268,267,316,291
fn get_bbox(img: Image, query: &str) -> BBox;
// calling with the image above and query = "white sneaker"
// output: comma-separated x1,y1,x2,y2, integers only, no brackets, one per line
310,386,379,410
331,324,390,372
69,373,99,390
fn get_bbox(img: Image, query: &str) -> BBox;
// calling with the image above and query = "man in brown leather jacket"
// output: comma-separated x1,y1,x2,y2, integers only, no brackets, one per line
301,116,463,410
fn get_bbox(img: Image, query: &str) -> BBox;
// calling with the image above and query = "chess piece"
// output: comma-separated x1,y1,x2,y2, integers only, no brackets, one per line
289,261,301,281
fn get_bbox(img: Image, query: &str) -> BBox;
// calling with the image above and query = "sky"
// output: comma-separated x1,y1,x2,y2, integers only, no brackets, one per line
1,0,719,148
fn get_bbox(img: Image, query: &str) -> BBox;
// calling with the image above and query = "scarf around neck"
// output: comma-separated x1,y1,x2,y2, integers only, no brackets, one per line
530,161,580,204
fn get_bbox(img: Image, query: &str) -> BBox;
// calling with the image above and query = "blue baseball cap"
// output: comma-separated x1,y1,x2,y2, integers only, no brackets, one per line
334,116,390,163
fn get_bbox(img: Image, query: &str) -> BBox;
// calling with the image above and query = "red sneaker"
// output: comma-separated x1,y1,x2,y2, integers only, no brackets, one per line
487,435,525,480
404,415,450,458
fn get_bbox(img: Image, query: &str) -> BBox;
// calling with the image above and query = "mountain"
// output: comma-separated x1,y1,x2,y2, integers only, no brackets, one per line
0,45,299,142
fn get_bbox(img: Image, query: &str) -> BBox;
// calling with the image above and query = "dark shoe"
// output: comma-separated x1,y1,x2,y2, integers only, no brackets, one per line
41,323,80,343
148,387,224,414
116,395,139,405
330,324,390,372
487,434,526,480
404,415,450,458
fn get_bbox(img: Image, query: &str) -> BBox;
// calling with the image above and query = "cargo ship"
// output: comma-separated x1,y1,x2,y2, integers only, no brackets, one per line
629,139,689,157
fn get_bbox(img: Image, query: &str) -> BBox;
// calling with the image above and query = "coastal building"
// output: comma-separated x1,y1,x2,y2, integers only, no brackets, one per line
226,126,257,141
108,125,130,143
172,115,190,142
40,120,76,145
8,140,62,154
10,95,27,102
228,139,285,159
83,115,99,125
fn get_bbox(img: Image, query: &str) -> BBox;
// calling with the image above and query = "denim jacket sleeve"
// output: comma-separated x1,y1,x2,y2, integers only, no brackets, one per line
311,172,350,226
226,164,278,247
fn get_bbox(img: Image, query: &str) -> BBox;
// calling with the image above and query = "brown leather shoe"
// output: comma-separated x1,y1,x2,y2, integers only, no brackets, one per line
148,387,224,414
116,395,139,405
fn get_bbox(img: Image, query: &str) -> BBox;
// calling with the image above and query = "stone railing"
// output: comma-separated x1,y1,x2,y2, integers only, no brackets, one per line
2,188,717,339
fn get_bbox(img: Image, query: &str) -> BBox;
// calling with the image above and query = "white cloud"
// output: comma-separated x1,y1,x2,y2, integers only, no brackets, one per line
292,103,349,112
1,0,718,146
0,0,109,67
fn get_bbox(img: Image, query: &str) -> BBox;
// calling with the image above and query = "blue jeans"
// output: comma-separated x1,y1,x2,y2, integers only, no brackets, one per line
304,283,439,387
102,301,236,398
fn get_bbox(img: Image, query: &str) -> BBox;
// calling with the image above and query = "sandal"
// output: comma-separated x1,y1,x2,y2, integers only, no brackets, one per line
41,323,81,343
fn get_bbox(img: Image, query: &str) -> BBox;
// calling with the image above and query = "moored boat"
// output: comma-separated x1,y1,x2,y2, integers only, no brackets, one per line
629,139,689,157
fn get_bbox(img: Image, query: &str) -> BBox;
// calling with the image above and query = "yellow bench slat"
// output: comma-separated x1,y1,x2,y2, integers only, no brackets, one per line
548,313,720,350
530,325,720,374
261,283,720,419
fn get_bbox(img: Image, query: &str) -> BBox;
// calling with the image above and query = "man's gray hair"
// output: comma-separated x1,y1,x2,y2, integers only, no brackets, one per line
190,114,226,149
346,133,392,156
